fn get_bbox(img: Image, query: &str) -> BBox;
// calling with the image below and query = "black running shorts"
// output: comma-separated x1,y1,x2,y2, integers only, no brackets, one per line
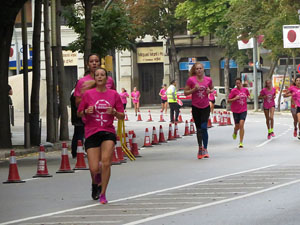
85,131,116,151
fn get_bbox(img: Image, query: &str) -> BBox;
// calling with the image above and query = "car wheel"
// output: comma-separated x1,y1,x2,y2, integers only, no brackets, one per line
221,100,226,109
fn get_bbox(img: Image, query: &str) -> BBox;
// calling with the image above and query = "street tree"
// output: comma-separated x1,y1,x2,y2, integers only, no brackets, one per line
0,0,27,148
126,0,187,87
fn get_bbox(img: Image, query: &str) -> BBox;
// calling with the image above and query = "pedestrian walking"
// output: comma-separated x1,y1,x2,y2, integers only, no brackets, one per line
259,80,276,139
131,87,140,116
184,63,213,159
284,76,300,139
208,88,217,115
78,67,124,204
119,88,129,110
159,84,168,114
228,78,250,148
167,80,179,123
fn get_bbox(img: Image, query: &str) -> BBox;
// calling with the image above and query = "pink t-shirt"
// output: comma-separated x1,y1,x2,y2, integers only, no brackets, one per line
209,90,217,101
159,88,167,101
260,87,276,109
78,88,124,139
186,76,213,109
74,74,94,98
119,91,129,104
288,86,300,107
228,88,250,113
131,91,140,104
106,76,116,90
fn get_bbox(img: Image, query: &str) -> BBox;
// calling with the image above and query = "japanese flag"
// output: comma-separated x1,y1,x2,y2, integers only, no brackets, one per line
238,38,254,49
283,25,300,48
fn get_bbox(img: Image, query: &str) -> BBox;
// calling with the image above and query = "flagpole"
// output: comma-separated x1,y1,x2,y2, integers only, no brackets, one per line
253,37,258,111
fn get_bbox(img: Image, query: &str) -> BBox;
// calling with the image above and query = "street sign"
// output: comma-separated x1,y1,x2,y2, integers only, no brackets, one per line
283,25,300,48
237,37,254,49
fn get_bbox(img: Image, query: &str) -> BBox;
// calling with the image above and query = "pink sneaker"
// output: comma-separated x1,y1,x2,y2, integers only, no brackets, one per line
203,148,209,158
99,194,108,204
267,133,271,139
197,147,204,159
271,132,275,137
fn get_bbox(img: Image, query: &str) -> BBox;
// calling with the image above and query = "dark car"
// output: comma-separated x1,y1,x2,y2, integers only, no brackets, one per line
177,88,192,107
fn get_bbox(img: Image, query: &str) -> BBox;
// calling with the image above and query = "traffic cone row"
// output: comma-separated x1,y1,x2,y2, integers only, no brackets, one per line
213,110,233,126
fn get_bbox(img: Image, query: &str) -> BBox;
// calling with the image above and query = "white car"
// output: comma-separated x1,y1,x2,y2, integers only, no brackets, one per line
214,86,227,108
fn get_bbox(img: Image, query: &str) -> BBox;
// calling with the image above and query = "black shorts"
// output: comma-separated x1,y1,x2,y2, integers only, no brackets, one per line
209,99,215,104
233,111,247,124
85,131,116,151
297,106,300,114
161,99,167,104
192,105,210,129
123,104,127,110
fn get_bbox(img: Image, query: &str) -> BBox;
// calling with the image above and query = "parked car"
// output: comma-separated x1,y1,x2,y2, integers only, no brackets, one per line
214,86,227,108
177,88,192,107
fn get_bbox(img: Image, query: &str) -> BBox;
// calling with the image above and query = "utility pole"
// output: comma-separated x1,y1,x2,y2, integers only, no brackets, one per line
253,37,258,111
21,5,30,148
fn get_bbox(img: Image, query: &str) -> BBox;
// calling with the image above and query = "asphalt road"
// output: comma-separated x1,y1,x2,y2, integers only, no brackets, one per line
0,109,300,225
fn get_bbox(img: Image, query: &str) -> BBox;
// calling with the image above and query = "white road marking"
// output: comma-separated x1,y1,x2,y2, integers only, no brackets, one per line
0,165,275,225
184,187,263,190
133,197,226,200
53,214,152,217
156,192,247,195
25,222,121,225
110,202,203,205
87,207,177,211
123,179,300,225
256,126,293,147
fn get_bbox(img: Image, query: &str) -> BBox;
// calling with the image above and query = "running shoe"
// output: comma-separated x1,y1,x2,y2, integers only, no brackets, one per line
271,132,275,137
203,148,210,158
232,133,237,140
91,184,100,200
267,133,271,140
239,143,243,148
197,147,204,159
294,129,297,137
99,194,108,204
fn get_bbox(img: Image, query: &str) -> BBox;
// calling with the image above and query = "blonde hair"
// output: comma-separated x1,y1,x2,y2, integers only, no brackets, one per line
189,62,204,77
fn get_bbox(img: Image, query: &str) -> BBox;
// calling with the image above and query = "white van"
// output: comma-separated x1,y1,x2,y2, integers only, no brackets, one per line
214,86,227,108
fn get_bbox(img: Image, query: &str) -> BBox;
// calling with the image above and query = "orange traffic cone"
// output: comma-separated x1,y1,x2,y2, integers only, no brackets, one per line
137,110,142,121
208,116,212,128
131,131,141,157
56,142,74,173
125,133,132,151
213,111,218,124
178,110,183,123
168,123,175,140
3,150,25,183
111,147,121,165
158,125,167,143
143,128,152,147
128,130,133,150
124,110,129,121
227,111,233,125
219,112,226,126
33,145,52,177
190,119,195,134
152,126,159,145
74,140,88,170
174,122,181,138
147,110,153,122
159,110,166,122
183,120,190,136
116,136,126,163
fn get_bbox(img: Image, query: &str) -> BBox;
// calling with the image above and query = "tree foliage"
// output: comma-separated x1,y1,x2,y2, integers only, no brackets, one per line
63,2,135,58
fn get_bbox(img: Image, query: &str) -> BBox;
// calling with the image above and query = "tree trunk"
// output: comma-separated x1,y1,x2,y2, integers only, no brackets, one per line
277,58,289,112
30,0,42,146
267,56,279,80
224,57,230,111
84,0,92,71
169,35,180,87
44,0,55,143
56,0,69,140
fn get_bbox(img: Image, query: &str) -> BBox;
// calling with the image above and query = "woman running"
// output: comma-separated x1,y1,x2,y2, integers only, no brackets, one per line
184,62,213,159
159,84,168,114
78,67,124,204
131,87,141,116
208,88,217,115
119,88,129,110
284,76,300,139
228,78,250,148
259,80,276,139
287,79,298,137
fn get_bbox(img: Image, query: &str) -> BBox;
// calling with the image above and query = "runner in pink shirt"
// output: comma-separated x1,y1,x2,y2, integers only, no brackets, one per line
228,78,250,148
131,87,141,116
259,80,276,139
208,89,217,114
78,67,125,204
284,76,300,139
119,88,129,109
184,62,213,159
159,84,168,114
106,76,116,90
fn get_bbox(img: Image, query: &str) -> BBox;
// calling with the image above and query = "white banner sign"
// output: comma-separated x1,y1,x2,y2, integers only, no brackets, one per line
238,38,253,49
283,25,300,48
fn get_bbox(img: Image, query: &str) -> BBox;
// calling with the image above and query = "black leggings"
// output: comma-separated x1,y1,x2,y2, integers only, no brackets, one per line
192,105,210,149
